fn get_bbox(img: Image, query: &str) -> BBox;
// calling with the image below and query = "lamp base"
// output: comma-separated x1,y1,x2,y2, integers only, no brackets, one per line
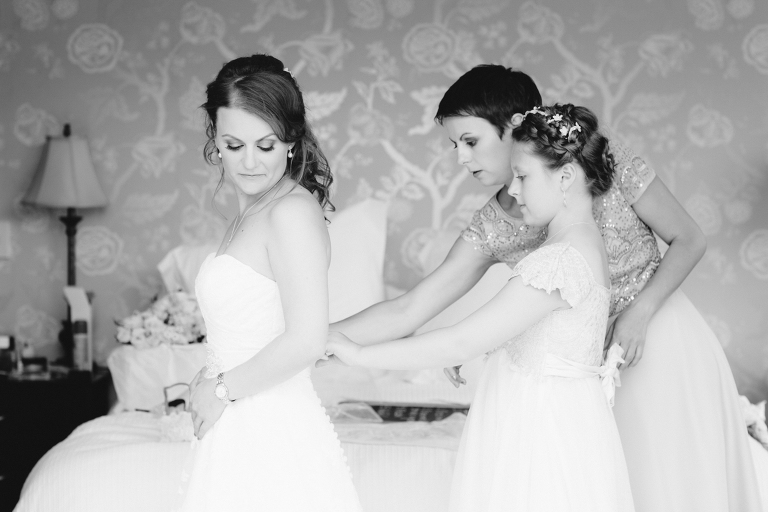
57,318,74,367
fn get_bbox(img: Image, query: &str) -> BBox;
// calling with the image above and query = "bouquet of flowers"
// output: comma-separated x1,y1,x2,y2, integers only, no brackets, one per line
115,290,206,349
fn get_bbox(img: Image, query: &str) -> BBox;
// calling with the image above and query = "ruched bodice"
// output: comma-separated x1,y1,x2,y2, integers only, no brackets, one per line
195,253,287,376
180,252,361,512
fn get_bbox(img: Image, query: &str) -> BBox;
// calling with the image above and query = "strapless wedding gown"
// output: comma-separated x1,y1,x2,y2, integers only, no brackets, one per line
175,253,361,512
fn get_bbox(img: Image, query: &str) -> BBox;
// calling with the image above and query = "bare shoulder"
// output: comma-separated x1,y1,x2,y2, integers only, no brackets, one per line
265,184,329,249
269,184,326,225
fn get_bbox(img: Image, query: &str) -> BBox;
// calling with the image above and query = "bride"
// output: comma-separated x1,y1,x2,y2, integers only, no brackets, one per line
176,54,361,511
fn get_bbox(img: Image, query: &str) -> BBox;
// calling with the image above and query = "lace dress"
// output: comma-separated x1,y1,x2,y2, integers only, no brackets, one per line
449,243,633,512
461,141,762,512
175,253,362,512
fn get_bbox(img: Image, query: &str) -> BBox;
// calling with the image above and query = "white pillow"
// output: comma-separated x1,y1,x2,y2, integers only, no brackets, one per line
157,243,218,294
155,198,389,321
326,198,388,322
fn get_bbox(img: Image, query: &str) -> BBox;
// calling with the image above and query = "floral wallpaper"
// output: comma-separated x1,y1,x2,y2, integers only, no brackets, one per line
0,0,767,401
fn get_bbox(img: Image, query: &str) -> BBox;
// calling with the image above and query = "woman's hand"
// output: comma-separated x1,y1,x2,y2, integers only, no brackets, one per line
443,365,466,388
605,302,652,370
188,370,227,440
325,331,363,367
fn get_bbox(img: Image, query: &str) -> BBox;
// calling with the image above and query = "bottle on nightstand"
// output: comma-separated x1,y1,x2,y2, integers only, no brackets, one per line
73,320,91,371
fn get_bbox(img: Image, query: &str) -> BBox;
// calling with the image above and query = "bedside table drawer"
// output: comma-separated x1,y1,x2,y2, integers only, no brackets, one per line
0,369,112,511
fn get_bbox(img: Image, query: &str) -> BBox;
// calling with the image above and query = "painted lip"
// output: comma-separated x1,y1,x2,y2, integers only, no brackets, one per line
239,173,264,178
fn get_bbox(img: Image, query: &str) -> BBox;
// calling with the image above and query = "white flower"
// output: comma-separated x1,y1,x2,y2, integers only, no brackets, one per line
76,225,124,276
740,229,768,280
121,313,143,329
687,0,724,30
517,2,564,44
67,23,123,74
739,395,768,449
116,290,206,348
684,193,722,236
179,2,225,45
116,326,132,344
686,103,733,147
13,0,50,31
743,24,768,75
639,34,694,77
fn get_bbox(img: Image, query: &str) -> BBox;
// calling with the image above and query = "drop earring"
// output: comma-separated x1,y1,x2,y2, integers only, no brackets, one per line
217,151,222,159
562,189,567,207
287,148,293,158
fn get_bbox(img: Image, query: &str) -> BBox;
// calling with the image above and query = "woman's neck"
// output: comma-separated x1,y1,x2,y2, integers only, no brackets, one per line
496,187,523,218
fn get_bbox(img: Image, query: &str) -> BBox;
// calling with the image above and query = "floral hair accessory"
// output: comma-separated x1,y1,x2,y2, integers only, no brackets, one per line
283,67,294,78
522,106,582,143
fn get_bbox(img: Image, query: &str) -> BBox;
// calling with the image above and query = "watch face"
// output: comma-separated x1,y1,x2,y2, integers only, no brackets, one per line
214,383,227,399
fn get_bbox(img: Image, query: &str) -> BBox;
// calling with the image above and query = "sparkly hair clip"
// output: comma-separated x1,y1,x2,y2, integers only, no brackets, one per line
522,106,582,142
522,107,547,119
283,67,294,79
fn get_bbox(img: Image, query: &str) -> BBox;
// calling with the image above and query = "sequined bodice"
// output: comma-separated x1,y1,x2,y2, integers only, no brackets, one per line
462,140,661,316
497,243,611,374
195,253,286,378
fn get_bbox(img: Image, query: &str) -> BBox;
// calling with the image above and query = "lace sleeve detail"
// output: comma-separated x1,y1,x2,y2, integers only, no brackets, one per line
510,244,594,308
609,139,657,206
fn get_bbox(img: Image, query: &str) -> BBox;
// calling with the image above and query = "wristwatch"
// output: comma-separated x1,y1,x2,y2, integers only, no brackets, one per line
214,372,235,404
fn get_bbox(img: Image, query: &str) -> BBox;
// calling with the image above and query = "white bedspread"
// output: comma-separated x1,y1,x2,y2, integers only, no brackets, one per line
14,411,768,512
14,412,463,512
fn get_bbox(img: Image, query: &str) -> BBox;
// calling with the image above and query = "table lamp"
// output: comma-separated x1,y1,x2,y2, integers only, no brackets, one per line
21,124,108,365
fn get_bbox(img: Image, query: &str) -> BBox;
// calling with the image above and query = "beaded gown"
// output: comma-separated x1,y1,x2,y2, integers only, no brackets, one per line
461,141,762,512
449,243,634,512
175,253,362,512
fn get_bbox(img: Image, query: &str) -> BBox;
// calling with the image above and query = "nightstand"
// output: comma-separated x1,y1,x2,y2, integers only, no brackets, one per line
0,367,112,512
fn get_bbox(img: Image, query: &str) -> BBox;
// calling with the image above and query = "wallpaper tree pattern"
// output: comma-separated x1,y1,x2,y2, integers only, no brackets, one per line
0,0,766,401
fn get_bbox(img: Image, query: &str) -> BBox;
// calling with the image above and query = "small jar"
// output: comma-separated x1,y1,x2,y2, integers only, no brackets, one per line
73,320,90,371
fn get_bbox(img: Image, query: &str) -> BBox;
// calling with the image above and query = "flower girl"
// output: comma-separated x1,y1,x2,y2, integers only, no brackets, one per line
327,104,634,511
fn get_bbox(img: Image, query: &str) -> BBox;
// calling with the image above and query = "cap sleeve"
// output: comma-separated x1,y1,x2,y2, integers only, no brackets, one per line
510,244,593,308
609,139,657,206
461,206,495,258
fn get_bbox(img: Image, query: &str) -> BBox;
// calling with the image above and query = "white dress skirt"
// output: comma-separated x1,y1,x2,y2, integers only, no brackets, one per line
613,289,763,512
449,243,635,512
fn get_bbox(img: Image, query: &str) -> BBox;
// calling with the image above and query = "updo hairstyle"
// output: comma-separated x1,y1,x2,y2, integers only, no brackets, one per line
202,53,334,211
512,104,615,197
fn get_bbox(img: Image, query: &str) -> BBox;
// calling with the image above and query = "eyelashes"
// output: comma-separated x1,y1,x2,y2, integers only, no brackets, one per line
225,144,275,152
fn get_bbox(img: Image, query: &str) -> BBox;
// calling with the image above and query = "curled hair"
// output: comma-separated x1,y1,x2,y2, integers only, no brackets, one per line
435,64,542,138
202,54,334,211
512,104,615,197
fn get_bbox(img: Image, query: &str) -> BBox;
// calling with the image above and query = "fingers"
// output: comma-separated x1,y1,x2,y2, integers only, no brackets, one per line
189,368,205,392
197,420,210,440
192,411,203,439
628,345,644,367
619,344,637,370
327,354,347,366
603,322,616,350
443,366,467,388
444,367,461,388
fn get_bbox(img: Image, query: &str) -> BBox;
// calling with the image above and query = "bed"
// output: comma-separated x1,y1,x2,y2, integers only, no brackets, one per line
13,198,768,511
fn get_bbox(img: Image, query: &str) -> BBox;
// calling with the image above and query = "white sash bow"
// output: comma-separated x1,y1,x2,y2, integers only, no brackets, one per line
542,344,625,407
